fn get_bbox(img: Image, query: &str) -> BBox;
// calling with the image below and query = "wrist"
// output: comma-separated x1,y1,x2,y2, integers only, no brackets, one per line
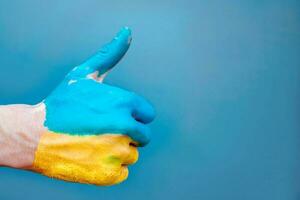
0,103,47,168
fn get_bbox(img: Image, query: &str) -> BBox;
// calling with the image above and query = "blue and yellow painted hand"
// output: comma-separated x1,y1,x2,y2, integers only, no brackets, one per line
30,28,155,186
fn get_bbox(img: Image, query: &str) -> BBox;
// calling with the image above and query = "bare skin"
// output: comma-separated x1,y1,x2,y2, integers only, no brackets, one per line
0,103,46,168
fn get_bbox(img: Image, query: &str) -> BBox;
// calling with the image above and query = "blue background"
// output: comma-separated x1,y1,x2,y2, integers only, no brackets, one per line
0,0,299,199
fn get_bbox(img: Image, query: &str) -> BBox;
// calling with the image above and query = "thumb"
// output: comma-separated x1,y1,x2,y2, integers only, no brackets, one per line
67,27,132,81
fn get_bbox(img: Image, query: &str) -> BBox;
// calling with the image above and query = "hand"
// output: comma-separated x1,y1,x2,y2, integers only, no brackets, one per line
45,27,155,146
0,27,155,186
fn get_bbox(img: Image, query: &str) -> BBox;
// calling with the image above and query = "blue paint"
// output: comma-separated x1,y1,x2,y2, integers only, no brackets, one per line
44,28,155,146
68,27,132,79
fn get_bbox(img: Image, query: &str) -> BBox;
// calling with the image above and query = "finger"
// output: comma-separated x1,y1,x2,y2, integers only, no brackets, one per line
67,27,132,80
131,94,156,124
99,115,151,147
83,27,132,74
125,120,151,147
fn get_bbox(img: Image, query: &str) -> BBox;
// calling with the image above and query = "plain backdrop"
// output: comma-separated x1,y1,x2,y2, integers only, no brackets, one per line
0,0,299,200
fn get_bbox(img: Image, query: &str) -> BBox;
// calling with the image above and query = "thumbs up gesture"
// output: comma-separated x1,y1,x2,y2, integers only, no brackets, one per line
45,27,155,146
0,28,155,186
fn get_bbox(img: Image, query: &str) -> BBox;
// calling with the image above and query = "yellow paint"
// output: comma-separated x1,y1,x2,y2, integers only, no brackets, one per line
31,132,138,186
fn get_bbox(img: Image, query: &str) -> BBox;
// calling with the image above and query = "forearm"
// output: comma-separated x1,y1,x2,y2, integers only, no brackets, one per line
0,104,46,168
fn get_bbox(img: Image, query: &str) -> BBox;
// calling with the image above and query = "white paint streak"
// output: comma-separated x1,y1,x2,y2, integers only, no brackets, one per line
68,80,77,85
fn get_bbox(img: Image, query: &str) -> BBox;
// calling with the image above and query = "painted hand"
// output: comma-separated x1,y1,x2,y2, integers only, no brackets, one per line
31,27,155,185
44,27,155,146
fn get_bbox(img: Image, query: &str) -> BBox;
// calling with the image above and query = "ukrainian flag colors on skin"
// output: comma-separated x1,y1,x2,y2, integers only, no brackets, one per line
30,28,155,186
